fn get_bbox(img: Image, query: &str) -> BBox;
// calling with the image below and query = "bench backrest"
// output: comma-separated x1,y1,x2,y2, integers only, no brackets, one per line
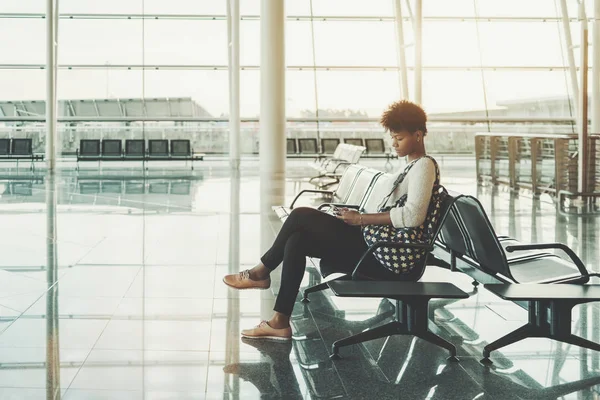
321,138,341,154
125,139,145,156
286,138,297,154
360,173,394,213
438,206,470,256
12,139,33,155
0,139,10,155
102,140,122,157
450,196,515,280
427,191,458,247
299,138,318,154
365,138,387,154
335,145,352,162
333,164,365,203
80,139,101,156
149,140,169,156
171,139,191,156
349,145,366,163
344,168,382,207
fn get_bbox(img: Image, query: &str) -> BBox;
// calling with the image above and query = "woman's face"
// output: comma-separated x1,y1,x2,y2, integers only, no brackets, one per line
388,130,420,157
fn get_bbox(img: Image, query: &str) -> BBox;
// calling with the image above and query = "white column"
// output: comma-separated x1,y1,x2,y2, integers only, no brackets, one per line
46,0,58,171
260,0,286,178
227,0,241,169
393,0,409,99
592,0,600,136
414,0,423,104
560,0,580,105
578,3,590,194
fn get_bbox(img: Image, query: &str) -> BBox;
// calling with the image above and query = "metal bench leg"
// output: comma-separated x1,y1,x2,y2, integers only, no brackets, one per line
331,321,403,360
301,282,329,303
560,334,600,353
481,324,537,365
417,330,459,361
331,298,460,361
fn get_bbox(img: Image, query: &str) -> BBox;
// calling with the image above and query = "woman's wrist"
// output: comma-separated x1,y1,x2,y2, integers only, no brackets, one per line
359,214,364,226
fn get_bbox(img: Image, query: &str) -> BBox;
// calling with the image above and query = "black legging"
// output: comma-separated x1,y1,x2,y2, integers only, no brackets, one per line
260,207,382,316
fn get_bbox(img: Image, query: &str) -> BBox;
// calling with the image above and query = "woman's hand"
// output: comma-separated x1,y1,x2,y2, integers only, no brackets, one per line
336,208,362,226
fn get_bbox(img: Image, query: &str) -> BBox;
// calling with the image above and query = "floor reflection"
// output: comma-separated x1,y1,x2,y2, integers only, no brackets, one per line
46,173,61,400
0,160,598,399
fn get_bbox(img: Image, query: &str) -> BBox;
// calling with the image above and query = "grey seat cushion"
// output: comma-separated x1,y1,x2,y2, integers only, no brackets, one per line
510,255,582,283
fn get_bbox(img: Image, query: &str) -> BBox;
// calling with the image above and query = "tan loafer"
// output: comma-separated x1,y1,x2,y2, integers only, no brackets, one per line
223,269,271,290
241,320,292,342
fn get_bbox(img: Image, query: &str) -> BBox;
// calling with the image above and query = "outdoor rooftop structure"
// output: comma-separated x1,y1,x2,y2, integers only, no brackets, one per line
0,97,212,119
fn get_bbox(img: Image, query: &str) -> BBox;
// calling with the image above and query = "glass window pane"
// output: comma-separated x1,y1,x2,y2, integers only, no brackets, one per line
60,0,224,14
0,70,46,101
482,71,572,117
143,0,225,14
0,1,44,12
311,21,397,66
58,69,143,100
141,70,227,117
144,20,227,65
423,0,475,17
0,20,45,64
478,22,564,66
313,71,401,117
241,21,261,65
476,0,559,17
422,71,486,114
59,0,142,13
59,20,143,65
310,0,393,16
422,22,480,66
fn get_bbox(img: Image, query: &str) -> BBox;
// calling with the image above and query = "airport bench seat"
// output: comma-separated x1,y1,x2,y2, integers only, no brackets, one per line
434,195,595,286
481,283,600,364
0,138,44,170
327,281,468,360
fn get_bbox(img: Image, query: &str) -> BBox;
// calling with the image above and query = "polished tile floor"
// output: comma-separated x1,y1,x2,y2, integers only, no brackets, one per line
0,157,598,399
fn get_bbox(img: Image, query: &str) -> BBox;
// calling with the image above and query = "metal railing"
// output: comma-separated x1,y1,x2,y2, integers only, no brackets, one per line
475,132,600,196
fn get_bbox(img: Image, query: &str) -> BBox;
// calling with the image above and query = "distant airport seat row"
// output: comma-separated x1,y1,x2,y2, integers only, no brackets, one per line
76,139,204,170
288,138,397,159
0,138,44,170
272,165,600,364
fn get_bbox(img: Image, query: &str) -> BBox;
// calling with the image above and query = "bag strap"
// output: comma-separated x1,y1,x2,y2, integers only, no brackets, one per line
378,155,439,210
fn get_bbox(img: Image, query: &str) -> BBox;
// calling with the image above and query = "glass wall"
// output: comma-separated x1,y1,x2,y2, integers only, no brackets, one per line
0,0,592,155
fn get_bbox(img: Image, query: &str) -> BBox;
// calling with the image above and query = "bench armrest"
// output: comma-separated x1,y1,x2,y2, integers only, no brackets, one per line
505,243,589,276
352,241,434,279
289,189,334,209
322,157,345,167
332,161,351,174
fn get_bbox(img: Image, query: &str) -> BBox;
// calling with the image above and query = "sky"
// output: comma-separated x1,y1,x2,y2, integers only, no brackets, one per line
0,0,590,117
